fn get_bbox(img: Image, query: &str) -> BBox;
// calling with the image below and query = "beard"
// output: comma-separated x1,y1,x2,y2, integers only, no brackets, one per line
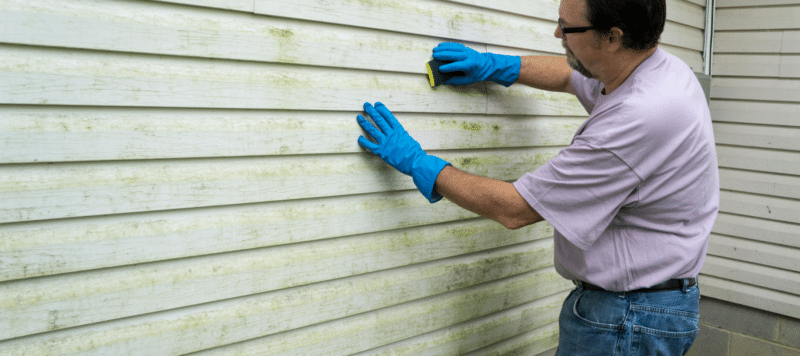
564,42,596,79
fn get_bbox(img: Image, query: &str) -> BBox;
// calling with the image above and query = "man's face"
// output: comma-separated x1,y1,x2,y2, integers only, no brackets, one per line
564,40,595,78
557,0,597,79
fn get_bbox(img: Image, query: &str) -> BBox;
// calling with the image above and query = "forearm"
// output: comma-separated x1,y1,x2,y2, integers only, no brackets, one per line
433,165,543,229
515,56,574,94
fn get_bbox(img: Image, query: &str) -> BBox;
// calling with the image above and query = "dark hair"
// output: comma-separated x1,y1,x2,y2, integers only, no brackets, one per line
585,0,666,51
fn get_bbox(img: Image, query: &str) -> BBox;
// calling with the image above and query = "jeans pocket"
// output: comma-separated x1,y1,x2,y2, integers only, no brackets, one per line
629,304,700,356
572,290,625,331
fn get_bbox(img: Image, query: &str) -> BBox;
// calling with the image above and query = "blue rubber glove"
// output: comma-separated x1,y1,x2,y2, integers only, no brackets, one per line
432,42,521,87
357,102,451,203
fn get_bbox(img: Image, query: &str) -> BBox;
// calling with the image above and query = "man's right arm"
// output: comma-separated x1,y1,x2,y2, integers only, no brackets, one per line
516,56,575,95
431,43,574,94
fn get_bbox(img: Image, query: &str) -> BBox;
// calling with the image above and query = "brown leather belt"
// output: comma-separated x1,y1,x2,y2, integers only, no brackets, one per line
575,278,697,293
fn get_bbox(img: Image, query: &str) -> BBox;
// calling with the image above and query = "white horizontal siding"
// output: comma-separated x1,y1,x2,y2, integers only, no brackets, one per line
720,190,800,225
1,0,437,72
700,258,800,320
715,31,800,56
151,0,254,11
714,53,800,78
0,0,602,354
350,308,561,356
717,0,800,6
703,256,800,295
714,123,800,151
716,145,800,176
0,45,485,112
256,0,561,53
711,78,800,102
0,148,561,224
705,0,800,320
448,0,705,30
0,191,483,281
462,323,561,356
714,31,785,54
698,275,800,320
716,6,800,31
713,212,800,249
0,251,570,355
719,168,800,200
183,285,568,356
708,234,800,273
1,222,557,340
710,100,800,127
443,0,557,23
0,107,583,163
0,43,583,116
0,0,707,77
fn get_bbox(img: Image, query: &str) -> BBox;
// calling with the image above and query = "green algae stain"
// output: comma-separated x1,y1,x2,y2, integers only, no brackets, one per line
269,27,300,64
449,223,494,239
269,73,302,88
453,11,490,26
360,195,416,213
461,122,482,131
269,28,294,39
458,157,479,167
355,0,380,7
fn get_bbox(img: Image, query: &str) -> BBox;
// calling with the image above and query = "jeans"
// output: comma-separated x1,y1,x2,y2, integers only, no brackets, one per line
555,278,700,356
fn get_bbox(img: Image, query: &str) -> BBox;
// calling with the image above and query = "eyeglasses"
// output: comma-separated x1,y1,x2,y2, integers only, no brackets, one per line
559,21,596,34
562,25,596,34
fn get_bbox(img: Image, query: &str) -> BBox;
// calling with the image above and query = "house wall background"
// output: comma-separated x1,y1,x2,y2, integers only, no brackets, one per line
687,0,800,355
1,0,706,355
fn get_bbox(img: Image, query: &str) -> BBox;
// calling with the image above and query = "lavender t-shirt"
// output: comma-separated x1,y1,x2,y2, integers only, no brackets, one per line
512,48,720,292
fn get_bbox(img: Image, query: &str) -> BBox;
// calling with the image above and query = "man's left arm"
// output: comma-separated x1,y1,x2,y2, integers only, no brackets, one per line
356,101,543,230
434,165,544,229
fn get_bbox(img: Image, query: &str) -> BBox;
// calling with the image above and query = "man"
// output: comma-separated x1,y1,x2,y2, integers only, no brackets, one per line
356,0,719,354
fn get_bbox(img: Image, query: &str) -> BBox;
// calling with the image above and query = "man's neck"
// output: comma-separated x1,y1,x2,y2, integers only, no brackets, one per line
599,47,658,95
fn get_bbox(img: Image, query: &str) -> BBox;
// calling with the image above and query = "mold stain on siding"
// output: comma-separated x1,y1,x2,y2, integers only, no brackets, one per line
461,121,483,131
269,27,300,64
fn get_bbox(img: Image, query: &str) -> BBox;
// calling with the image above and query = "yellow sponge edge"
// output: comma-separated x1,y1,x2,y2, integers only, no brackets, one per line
426,62,436,87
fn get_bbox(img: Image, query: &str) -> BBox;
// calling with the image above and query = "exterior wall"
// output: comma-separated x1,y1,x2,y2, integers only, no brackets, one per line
688,297,800,356
705,0,800,319
688,0,800,354
0,0,705,355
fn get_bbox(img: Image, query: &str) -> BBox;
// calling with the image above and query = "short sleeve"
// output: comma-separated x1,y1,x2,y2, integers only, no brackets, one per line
512,141,642,250
570,71,603,114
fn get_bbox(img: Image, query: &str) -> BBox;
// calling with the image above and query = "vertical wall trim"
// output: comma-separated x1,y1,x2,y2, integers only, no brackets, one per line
703,0,715,76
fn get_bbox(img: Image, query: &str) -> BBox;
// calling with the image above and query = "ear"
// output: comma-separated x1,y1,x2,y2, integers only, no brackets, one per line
606,27,624,52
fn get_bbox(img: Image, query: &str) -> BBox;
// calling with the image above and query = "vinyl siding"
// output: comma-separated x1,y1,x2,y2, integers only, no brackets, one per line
705,0,800,320
0,0,706,354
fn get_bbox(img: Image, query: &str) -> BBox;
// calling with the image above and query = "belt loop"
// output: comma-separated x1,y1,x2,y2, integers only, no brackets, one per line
573,280,584,292
681,278,689,293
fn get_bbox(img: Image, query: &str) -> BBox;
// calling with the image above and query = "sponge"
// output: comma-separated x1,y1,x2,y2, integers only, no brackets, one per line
426,59,465,87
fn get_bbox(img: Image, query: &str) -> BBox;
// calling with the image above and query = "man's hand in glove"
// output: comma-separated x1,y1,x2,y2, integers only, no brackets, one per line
432,42,521,87
356,102,450,203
